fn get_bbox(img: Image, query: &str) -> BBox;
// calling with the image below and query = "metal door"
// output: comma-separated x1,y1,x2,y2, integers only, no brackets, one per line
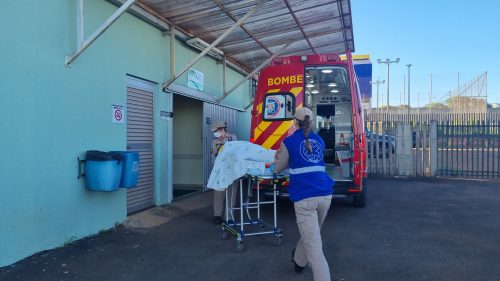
202,102,237,190
126,77,155,213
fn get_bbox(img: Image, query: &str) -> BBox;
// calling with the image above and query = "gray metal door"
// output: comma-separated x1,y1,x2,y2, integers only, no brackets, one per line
126,77,155,214
202,103,237,190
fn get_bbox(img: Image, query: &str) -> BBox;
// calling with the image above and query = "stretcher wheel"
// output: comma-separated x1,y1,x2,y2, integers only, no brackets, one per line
221,231,229,240
236,241,245,252
274,235,283,246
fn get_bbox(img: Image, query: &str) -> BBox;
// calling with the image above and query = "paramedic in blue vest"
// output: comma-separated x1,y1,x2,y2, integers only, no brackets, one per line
273,107,334,281
210,120,238,225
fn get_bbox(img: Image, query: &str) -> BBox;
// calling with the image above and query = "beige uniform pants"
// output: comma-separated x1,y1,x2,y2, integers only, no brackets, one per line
293,195,332,281
213,181,238,219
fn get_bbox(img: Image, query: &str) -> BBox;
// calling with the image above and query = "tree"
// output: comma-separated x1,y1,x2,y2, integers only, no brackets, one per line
424,102,448,109
447,96,487,112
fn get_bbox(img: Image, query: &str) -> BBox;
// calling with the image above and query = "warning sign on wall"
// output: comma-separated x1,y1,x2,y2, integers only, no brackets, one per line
112,104,125,124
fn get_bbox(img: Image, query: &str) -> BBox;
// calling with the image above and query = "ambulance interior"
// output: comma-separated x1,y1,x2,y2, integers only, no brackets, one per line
304,66,353,180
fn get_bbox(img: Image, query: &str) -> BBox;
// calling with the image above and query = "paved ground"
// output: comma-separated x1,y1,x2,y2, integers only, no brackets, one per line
1,177,500,281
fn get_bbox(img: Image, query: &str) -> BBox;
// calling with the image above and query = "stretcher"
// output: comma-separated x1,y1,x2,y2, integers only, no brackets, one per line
221,172,287,252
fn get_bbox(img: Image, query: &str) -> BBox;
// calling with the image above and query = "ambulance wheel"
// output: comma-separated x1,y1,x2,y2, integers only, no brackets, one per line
353,178,367,208
236,241,245,252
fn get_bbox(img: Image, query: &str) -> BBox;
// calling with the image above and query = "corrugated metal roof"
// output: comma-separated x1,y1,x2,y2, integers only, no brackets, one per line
138,0,354,71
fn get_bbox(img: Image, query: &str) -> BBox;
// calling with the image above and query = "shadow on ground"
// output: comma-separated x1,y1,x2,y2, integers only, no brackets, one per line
1,177,500,281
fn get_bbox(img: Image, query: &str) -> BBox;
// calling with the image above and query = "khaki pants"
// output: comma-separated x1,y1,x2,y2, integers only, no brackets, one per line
213,181,238,219
293,195,332,281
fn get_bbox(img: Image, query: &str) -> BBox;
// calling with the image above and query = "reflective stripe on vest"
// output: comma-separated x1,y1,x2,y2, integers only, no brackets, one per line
288,166,326,175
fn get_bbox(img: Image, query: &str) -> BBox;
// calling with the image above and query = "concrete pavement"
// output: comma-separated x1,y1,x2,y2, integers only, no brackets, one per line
1,177,499,281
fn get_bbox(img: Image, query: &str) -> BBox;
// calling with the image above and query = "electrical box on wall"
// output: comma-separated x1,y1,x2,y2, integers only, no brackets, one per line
160,111,173,120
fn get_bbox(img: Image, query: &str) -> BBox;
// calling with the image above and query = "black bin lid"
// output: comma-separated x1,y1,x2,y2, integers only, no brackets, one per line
86,150,122,161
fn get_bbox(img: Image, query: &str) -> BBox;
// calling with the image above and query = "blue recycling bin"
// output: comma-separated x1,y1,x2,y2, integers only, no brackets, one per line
111,151,140,188
85,151,123,192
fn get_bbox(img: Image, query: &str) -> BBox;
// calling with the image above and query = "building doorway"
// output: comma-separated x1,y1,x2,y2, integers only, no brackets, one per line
172,95,204,198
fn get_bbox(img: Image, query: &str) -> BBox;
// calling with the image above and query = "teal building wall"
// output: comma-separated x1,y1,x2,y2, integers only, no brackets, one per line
0,0,252,266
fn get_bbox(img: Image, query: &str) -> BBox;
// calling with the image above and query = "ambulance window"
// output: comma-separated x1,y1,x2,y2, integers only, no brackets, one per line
263,93,295,121
304,66,350,96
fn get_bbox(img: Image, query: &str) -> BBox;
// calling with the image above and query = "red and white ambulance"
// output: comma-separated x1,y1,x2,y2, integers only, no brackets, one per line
250,51,367,207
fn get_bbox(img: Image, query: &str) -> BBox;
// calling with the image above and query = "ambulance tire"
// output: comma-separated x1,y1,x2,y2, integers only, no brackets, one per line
353,178,367,208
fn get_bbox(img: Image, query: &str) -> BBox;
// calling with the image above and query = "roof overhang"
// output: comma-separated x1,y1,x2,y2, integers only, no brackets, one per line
134,0,355,72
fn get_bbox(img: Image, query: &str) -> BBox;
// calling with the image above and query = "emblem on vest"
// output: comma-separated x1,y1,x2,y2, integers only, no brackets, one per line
299,139,323,163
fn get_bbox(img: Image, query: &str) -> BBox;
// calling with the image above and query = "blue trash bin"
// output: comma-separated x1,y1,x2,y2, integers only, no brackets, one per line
111,151,140,188
85,151,123,192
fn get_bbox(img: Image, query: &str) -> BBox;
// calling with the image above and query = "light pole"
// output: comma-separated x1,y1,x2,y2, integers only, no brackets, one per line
429,73,433,114
406,64,412,115
370,79,385,115
403,75,406,111
378,58,400,113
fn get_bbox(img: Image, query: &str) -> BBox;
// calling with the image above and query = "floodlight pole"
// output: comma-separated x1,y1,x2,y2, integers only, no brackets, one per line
406,64,412,115
370,79,385,115
378,58,400,114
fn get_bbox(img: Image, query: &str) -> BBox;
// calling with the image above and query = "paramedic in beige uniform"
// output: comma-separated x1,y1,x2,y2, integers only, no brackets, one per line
210,120,238,225
273,107,335,281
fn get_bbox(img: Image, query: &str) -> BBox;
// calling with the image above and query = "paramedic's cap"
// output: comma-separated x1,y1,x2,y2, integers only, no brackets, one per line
210,120,227,132
293,107,313,121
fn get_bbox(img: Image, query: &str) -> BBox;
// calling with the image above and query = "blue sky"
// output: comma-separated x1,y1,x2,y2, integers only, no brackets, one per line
351,0,500,107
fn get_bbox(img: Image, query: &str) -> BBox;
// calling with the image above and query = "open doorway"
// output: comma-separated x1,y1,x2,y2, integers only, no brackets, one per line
305,66,353,181
172,95,204,198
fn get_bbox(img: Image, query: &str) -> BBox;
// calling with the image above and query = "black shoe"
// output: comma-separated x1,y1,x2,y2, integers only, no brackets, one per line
291,248,305,273
212,216,223,225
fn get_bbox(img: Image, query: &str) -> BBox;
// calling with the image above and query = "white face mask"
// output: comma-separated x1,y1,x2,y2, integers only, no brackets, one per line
213,131,222,138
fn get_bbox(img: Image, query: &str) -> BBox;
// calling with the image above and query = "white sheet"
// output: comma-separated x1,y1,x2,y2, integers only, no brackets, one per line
207,141,276,190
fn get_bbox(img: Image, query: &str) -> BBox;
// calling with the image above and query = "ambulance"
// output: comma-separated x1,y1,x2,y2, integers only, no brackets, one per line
250,52,367,207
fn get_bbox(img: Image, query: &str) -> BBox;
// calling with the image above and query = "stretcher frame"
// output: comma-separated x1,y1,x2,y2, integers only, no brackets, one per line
221,174,285,252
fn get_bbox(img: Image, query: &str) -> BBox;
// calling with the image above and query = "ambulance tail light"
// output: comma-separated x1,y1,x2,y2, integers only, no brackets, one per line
250,137,255,143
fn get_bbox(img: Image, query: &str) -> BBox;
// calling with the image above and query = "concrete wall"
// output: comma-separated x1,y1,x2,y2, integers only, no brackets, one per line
0,0,252,266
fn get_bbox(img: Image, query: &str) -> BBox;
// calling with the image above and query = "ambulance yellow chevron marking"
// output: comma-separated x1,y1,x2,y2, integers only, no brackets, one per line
254,121,271,141
290,87,302,96
262,120,293,149
261,103,304,149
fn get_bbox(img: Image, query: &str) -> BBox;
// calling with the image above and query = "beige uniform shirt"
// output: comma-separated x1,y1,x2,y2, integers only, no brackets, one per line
210,133,237,165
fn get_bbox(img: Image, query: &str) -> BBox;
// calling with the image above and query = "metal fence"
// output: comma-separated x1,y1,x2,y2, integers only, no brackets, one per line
365,116,500,178
366,112,500,123
365,121,435,177
365,121,396,175
438,120,500,177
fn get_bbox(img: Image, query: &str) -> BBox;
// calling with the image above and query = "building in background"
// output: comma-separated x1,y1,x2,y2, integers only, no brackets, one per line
342,55,373,111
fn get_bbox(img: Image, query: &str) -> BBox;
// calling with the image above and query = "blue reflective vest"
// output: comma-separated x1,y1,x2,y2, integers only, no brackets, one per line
283,129,334,202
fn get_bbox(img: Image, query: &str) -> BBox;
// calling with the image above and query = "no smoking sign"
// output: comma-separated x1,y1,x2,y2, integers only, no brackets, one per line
112,104,125,124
